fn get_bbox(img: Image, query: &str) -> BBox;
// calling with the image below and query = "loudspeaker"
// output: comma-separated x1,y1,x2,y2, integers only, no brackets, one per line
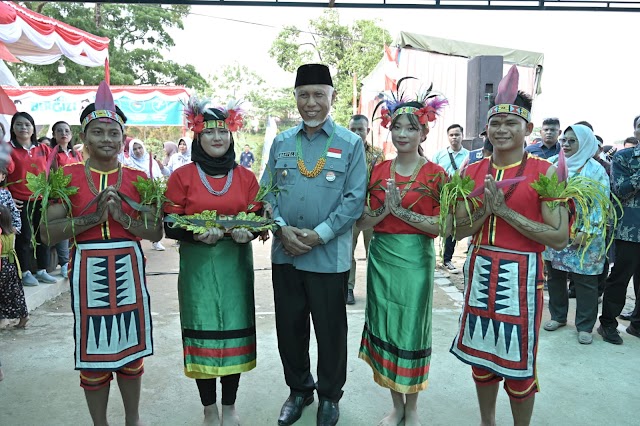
466,56,503,138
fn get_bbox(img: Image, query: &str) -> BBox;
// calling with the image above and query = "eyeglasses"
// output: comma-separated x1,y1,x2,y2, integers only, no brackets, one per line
559,138,578,146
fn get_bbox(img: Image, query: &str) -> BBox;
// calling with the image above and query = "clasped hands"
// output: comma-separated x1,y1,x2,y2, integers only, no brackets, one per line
481,175,510,217
94,186,134,227
276,226,321,257
382,178,406,217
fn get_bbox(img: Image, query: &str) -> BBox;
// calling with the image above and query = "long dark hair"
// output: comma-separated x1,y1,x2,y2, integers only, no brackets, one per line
0,204,15,235
10,112,37,147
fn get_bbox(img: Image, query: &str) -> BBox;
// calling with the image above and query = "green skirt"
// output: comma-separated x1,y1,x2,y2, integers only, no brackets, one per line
178,239,256,379
358,233,435,393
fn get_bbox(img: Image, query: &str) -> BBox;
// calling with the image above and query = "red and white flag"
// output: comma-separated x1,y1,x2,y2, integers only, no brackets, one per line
0,85,17,142
384,45,400,91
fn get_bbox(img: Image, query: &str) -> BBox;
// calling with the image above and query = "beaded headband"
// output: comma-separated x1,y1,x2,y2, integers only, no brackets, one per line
81,110,125,131
487,104,531,122
203,120,228,130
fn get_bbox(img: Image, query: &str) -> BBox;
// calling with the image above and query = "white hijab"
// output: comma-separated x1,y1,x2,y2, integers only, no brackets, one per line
549,124,599,178
124,138,162,178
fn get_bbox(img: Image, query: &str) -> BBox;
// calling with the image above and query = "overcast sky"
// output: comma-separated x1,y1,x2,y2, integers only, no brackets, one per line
167,5,638,144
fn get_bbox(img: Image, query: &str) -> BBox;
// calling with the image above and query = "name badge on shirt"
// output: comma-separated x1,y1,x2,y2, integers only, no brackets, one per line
327,148,342,159
277,151,296,159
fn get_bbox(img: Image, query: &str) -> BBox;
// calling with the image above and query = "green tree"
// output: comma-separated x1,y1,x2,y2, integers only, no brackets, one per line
268,9,392,124
10,2,206,90
207,63,297,124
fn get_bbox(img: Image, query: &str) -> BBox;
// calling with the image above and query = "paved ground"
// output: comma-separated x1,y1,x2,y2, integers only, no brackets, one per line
1,237,638,426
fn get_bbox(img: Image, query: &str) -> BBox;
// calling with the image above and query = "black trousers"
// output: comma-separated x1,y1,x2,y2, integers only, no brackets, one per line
15,199,50,272
443,235,456,263
546,262,599,332
272,264,348,402
600,239,640,329
196,374,241,406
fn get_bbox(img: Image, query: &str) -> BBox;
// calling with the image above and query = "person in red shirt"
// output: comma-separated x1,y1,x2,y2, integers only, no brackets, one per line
164,97,260,426
41,81,162,426
49,120,83,279
6,112,57,285
450,66,569,426
356,84,448,426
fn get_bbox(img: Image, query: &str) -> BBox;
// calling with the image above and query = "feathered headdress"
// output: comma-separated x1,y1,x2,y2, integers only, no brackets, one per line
81,81,125,132
372,77,448,129
487,65,531,123
184,95,245,134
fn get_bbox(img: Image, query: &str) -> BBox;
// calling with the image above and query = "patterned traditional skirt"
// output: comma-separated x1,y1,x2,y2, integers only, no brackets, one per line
178,239,256,379
359,233,435,394
450,245,544,379
0,256,27,320
70,239,153,371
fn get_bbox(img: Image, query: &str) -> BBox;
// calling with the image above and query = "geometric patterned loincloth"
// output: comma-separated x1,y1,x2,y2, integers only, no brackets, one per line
450,245,543,379
71,239,153,371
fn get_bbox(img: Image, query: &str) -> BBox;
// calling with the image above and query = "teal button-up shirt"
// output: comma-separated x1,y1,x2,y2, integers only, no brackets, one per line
262,118,367,273
432,146,469,175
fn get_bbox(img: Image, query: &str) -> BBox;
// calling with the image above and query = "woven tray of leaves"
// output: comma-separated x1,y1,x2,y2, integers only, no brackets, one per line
26,168,79,250
165,210,276,234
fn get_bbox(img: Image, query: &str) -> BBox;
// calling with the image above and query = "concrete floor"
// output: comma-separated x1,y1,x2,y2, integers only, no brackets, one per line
0,238,638,426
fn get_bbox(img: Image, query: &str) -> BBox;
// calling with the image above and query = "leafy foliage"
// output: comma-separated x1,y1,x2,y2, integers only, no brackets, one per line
26,168,79,250
132,176,168,226
269,9,392,124
439,173,481,240
11,2,206,90
167,211,276,234
530,172,622,263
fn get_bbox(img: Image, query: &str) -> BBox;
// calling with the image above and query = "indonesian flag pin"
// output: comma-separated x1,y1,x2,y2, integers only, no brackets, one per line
326,171,336,182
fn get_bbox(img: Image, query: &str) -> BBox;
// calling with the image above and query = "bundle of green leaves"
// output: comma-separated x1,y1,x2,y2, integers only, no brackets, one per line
26,169,79,251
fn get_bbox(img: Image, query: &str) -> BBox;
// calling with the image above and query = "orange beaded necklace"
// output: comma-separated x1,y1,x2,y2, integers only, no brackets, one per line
296,127,336,178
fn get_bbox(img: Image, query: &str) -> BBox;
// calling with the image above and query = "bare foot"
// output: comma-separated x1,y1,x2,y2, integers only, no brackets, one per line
404,407,422,426
15,317,29,328
203,404,220,426
221,404,240,426
378,407,404,426
0,319,11,330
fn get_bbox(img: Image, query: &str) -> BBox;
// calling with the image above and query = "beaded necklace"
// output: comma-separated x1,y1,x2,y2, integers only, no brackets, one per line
296,127,336,178
85,159,123,196
197,163,233,196
487,152,528,202
390,157,426,199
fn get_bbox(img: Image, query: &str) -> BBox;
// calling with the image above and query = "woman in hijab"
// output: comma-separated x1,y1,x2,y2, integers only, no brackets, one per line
163,141,178,168
124,138,170,179
167,137,192,173
543,124,610,345
164,98,260,426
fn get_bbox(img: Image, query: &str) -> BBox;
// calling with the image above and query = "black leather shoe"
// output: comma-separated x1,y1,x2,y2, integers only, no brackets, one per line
317,400,339,426
277,394,314,426
346,289,355,305
597,325,623,345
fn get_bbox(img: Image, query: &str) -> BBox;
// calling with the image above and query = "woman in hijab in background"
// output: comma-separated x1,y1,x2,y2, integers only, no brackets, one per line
163,141,178,170
543,124,610,345
124,138,170,178
167,137,192,173
164,98,260,426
